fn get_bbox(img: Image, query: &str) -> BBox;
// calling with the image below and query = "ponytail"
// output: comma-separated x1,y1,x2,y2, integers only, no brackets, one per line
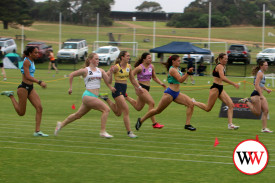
134,52,150,68
215,53,226,64
163,55,179,71
252,60,266,76
115,51,128,65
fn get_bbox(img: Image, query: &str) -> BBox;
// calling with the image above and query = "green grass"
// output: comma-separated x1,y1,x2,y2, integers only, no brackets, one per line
0,69,275,183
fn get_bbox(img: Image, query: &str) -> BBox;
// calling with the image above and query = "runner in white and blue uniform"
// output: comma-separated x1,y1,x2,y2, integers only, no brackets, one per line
54,53,115,138
239,61,273,133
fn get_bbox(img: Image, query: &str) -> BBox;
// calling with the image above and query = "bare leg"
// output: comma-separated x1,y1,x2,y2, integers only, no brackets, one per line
1,67,6,79
48,62,51,72
114,96,131,132
28,89,43,132
261,97,269,129
246,96,261,116
174,93,194,125
218,90,234,124
193,88,219,112
105,97,122,116
140,93,173,123
9,88,28,116
52,63,58,73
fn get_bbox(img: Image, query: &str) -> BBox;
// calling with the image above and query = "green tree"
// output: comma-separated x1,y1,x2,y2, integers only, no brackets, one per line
0,0,34,29
136,1,163,12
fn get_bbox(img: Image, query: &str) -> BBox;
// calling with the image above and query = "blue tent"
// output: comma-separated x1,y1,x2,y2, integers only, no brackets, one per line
149,42,211,54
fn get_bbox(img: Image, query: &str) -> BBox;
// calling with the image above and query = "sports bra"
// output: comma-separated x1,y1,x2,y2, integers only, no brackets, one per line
212,64,225,78
168,66,182,84
21,57,35,77
137,64,153,82
254,70,266,87
84,67,102,89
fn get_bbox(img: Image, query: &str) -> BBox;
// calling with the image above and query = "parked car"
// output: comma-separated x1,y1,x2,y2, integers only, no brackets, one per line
227,45,251,64
57,39,88,63
0,38,17,54
25,42,52,62
94,46,120,65
183,50,214,64
256,48,275,65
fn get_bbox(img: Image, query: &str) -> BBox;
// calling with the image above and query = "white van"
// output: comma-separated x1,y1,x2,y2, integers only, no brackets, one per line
0,38,17,54
57,39,88,63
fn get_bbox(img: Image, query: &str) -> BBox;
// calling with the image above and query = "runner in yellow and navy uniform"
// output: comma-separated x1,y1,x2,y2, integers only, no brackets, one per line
101,51,143,138
136,55,196,131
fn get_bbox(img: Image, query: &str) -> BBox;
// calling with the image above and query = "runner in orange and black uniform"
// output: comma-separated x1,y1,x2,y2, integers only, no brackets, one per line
192,53,240,130
47,50,58,73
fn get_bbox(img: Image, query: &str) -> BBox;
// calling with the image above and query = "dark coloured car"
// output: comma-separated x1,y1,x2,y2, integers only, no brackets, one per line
227,45,251,64
25,42,52,62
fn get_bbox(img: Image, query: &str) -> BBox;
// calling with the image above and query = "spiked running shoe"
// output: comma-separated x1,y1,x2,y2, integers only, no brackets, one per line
184,125,196,131
135,118,142,131
261,128,273,133
99,93,108,100
100,131,114,138
1,91,14,97
228,123,239,130
128,131,138,138
152,122,164,129
238,98,249,103
54,121,62,136
33,131,49,137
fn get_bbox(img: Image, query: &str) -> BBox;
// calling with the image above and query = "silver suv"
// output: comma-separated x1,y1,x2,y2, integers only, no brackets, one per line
0,38,17,54
94,46,120,65
57,39,88,63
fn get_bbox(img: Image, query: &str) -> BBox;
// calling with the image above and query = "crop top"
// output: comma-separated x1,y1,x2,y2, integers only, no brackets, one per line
84,67,102,89
114,63,131,81
137,64,153,82
212,64,225,78
168,66,182,84
21,57,35,77
254,70,266,87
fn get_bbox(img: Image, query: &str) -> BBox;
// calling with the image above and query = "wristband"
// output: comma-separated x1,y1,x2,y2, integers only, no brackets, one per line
138,86,142,89
38,80,42,85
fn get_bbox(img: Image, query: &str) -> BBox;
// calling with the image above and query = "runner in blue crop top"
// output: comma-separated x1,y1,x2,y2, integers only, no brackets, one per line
193,53,240,130
1,46,49,136
136,54,196,131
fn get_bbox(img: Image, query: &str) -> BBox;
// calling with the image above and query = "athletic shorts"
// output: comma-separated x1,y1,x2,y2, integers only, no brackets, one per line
164,87,180,100
112,83,127,98
82,90,98,99
18,81,34,95
250,90,260,97
210,83,223,96
139,83,150,92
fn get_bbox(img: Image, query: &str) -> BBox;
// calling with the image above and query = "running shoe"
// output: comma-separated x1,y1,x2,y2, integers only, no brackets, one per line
238,98,249,103
100,131,114,138
191,98,196,102
99,93,108,100
135,118,142,131
3,78,7,81
152,122,164,129
33,131,49,137
54,121,62,136
128,131,138,138
261,128,273,133
1,91,14,97
184,125,196,131
228,123,239,130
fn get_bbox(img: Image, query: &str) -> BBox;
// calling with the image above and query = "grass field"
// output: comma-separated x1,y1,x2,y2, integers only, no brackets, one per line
0,69,274,183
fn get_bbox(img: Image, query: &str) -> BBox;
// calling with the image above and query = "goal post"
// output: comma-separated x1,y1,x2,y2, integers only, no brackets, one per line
93,41,138,57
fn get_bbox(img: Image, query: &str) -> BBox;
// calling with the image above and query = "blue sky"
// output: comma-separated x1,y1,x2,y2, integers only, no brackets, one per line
35,0,195,13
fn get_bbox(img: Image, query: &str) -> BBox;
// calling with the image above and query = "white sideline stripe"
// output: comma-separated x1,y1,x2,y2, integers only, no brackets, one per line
1,124,274,146
2,119,275,141
0,140,232,159
0,146,235,166
1,135,275,156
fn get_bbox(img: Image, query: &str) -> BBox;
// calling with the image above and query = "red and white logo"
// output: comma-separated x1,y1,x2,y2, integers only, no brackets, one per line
233,139,269,175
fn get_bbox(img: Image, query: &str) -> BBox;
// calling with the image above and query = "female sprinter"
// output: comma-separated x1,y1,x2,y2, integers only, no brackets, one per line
136,54,196,131
1,46,48,136
100,51,143,138
54,53,115,138
126,52,166,129
239,61,273,133
192,53,240,130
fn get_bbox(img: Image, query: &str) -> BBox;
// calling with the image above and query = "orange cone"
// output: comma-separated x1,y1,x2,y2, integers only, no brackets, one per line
256,135,259,141
214,137,219,147
71,104,76,110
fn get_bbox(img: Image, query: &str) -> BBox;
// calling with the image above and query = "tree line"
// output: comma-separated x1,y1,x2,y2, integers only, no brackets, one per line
0,0,274,29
